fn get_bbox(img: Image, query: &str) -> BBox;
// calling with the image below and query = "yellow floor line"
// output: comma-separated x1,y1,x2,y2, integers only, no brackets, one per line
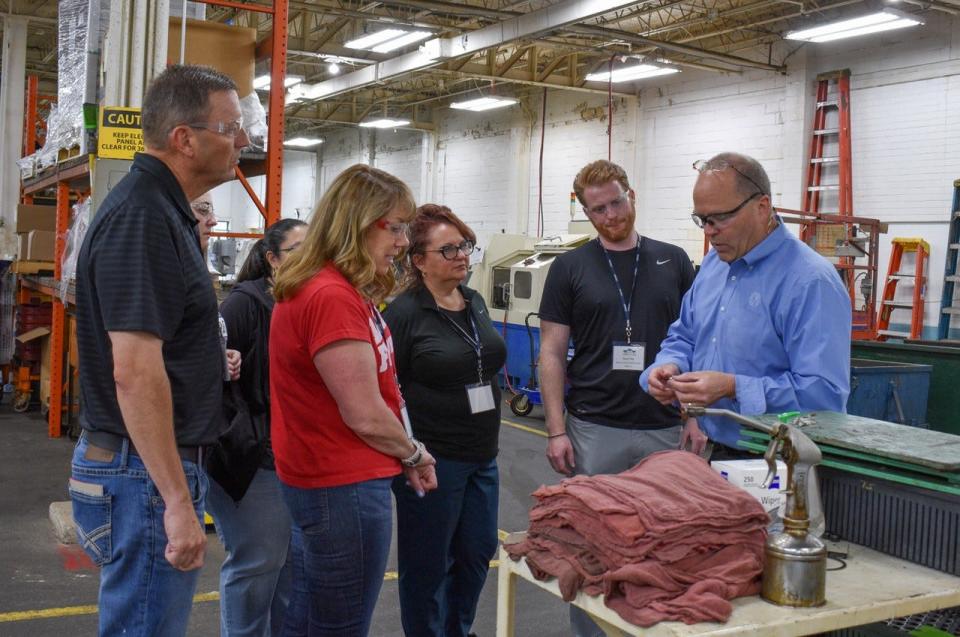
501,417,547,437
2,533,515,623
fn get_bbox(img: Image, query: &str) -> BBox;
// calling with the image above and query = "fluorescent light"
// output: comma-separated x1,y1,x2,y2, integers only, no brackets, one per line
450,97,518,112
284,137,323,148
359,118,411,128
253,75,303,90
785,10,922,42
345,29,406,50
372,30,432,53
585,64,680,83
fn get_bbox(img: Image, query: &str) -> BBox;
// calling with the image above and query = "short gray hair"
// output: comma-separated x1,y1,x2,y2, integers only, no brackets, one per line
703,152,771,198
141,65,237,150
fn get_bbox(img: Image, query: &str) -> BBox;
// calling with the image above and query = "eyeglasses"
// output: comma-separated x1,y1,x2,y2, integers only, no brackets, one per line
693,159,768,198
191,202,215,218
375,218,410,237
278,242,302,254
187,119,246,138
691,192,761,228
425,240,476,260
585,191,631,216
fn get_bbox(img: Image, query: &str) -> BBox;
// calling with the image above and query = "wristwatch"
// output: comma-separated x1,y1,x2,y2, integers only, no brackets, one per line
401,439,425,467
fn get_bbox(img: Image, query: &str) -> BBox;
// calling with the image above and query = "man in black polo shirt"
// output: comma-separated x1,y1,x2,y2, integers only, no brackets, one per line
538,159,695,637
69,65,249,636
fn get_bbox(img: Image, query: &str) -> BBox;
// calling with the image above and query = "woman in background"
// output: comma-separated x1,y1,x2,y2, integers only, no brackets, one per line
384,204,506,637
270,164,437,637
205,215,307,637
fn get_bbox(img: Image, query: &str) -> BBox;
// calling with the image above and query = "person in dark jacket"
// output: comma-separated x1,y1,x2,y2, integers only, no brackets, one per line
205,216,307,637
383,204,507,637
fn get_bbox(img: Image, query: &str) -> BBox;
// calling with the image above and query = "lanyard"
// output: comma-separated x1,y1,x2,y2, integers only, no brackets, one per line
368,303,406,406
598,234,641,344
438,304,485,384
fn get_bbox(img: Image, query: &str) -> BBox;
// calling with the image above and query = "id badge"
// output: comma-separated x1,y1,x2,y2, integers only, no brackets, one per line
466,382,496,414
400,405,414,438
611,341,646,371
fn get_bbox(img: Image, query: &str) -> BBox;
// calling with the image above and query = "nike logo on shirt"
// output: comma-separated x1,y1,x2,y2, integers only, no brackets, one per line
656,259,671,265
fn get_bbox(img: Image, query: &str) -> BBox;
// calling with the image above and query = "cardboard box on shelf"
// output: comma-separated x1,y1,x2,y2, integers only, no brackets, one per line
167,18,255,96
16,204,57,233
27,231,56,262
711,458,787,526
17,234,28,260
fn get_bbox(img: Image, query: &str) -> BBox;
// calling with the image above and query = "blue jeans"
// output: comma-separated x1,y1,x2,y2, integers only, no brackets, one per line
69,435,207,636
392,457,499,637
206,467,293,636
279,477,393,637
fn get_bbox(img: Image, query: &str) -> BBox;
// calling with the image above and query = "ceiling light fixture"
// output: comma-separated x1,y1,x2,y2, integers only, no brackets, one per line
345,29,406,50
784,10,922,42
372,30,432,53
450,97,519,112
284,137,324,148
253,75,303,91
585,64,679,83
328,61,341,75
359,118,411,128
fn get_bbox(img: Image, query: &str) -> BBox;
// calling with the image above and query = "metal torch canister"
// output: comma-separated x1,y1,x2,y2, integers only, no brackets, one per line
761,522,827,607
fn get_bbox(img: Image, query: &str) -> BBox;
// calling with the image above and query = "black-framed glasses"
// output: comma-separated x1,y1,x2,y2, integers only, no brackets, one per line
187,119,246,138
691,192,761,229
425,240,476,260
693,158,768,196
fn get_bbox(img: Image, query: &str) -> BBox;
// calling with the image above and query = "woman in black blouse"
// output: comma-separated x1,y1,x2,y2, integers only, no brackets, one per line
383,204,507,637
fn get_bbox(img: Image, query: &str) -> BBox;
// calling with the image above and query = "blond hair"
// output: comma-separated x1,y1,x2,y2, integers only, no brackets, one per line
572,160,632,206
273,164,416,303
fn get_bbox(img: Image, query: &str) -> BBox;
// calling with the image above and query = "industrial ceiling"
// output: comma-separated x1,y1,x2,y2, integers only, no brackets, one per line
3,0,957,138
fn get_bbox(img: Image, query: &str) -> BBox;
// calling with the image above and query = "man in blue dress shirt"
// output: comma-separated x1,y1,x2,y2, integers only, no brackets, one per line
641,152,851,452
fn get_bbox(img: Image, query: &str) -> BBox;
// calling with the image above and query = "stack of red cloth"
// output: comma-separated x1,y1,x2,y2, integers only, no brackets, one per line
505,450,769,627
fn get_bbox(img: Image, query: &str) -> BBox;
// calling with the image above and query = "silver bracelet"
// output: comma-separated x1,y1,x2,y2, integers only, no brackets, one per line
401,439,425,467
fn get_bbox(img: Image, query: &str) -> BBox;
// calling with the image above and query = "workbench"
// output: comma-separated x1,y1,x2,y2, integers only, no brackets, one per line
496,537,960,636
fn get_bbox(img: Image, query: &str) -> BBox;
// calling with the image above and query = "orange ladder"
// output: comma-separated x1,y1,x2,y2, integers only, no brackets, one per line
877,238,929,341
802,69,853,218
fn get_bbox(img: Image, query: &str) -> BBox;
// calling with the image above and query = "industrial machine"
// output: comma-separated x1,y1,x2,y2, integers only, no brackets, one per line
210,237,238,276
471,221,594,393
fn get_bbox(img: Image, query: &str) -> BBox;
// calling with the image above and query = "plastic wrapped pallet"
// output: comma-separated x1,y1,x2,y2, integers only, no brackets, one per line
35,0,110,163
60,199,91,304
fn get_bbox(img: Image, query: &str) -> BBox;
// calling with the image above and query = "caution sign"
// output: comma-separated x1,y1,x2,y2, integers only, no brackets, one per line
98,106,144,159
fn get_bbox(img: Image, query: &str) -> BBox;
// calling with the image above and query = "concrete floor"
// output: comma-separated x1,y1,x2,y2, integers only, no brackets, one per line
0,401,575,636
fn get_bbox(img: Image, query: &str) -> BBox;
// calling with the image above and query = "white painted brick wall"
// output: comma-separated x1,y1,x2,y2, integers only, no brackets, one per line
371,129,424,201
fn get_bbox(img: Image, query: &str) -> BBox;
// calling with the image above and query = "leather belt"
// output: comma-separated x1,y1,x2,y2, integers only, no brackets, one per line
82,429,206,465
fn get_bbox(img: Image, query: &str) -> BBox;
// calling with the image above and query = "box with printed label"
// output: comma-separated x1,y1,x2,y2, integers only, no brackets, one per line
711,458,787,524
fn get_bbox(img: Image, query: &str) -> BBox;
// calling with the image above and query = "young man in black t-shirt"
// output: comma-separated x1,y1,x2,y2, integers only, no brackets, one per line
538,159,695,636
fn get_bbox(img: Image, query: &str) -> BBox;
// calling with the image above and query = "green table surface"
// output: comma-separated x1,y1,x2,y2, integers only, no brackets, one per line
749,411,960,473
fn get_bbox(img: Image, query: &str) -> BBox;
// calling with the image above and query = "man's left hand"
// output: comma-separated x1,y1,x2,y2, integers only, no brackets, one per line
226,349,241,381
668,371,735,406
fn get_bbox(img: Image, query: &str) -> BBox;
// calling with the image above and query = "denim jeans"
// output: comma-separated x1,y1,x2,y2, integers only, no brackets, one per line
279,477,393,637
207,467,293,636
392,457,499,637
69,435,207,637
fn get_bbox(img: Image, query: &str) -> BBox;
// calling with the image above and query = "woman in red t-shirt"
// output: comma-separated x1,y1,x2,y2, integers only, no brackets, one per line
269,164,438,636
